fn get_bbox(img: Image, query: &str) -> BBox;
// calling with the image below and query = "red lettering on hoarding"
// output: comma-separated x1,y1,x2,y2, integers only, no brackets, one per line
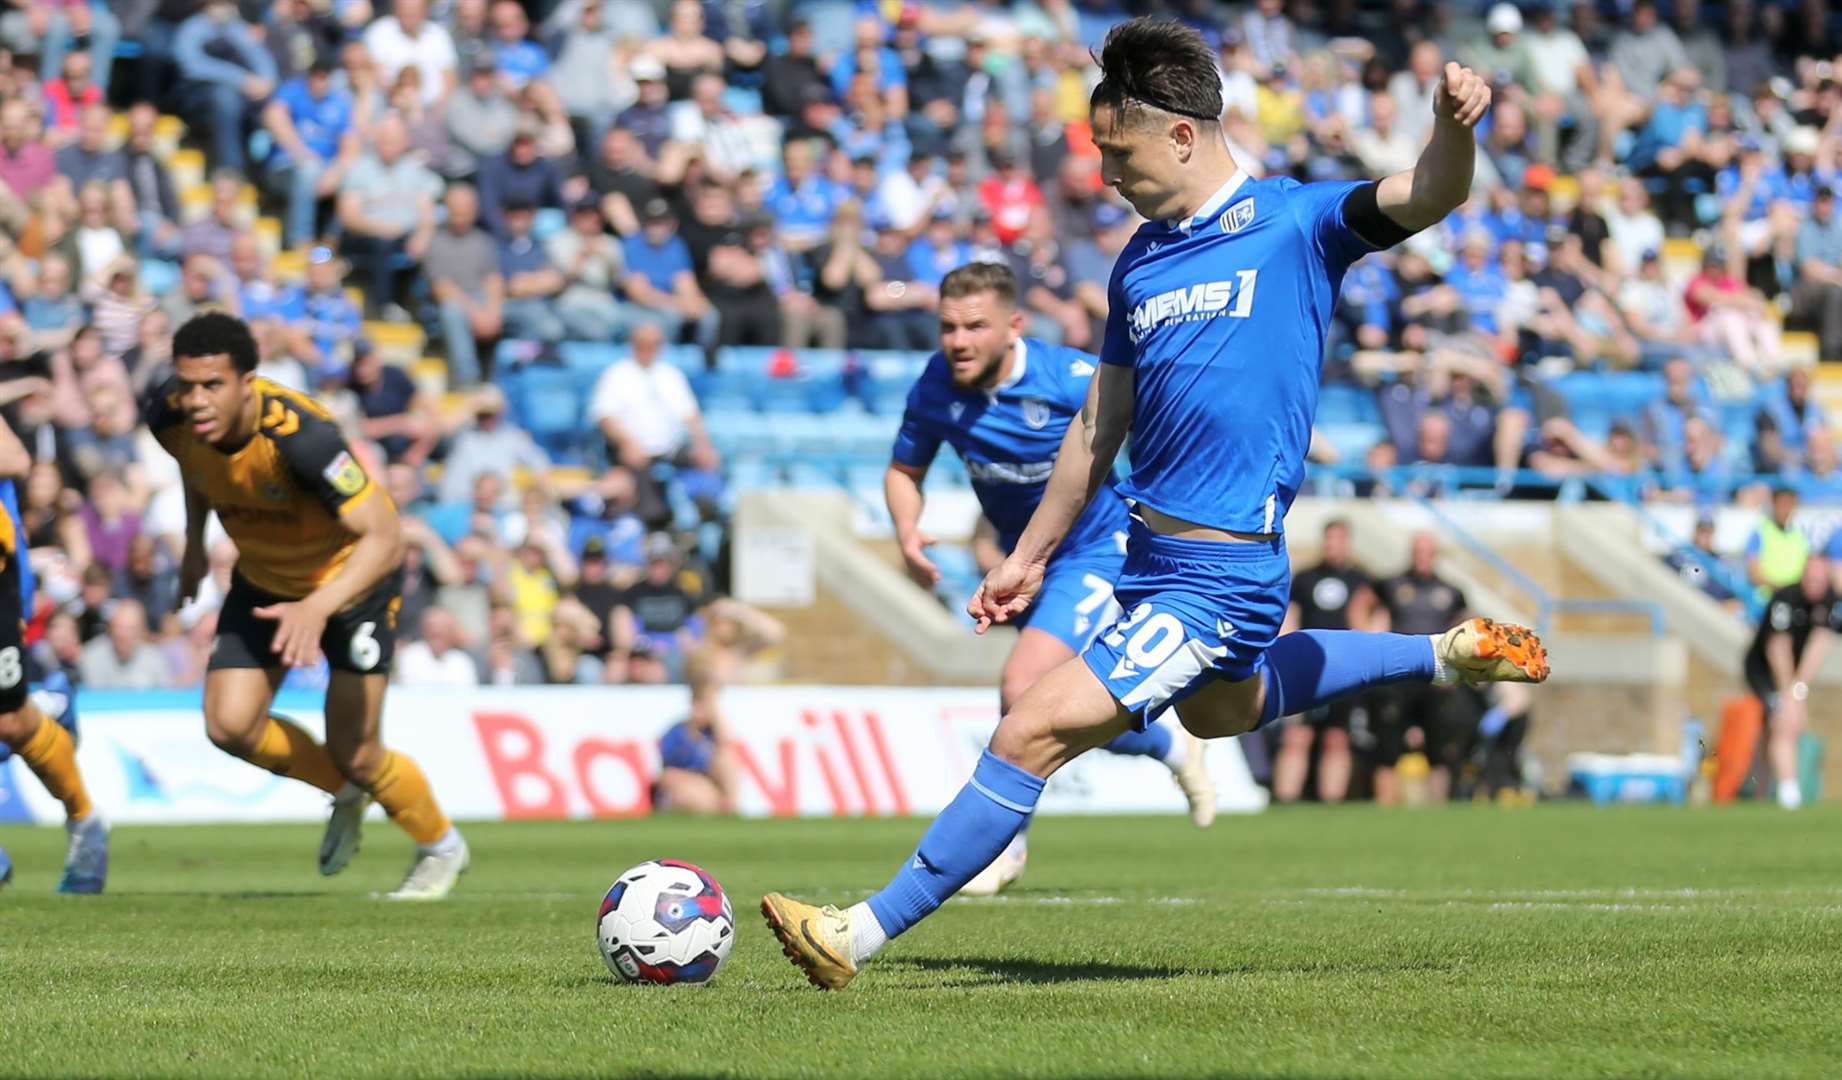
802,711,851,814
573,739,652,818
862,710,910,815
473,712,567,819
827,710,878,813
732,739,798,817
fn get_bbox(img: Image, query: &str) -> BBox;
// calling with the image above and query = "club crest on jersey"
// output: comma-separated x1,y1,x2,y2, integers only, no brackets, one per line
323,451,366,496
1021,398,1051,429
1222,198,1256,233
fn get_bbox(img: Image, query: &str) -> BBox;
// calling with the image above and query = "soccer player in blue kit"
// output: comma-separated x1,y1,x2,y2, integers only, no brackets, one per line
762,18,1550,988
885,261,1218,896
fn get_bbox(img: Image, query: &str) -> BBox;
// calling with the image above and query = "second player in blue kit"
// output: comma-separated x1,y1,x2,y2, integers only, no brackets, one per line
884,262,1218,895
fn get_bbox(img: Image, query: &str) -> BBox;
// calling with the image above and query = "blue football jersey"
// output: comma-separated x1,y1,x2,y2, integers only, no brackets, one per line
1102,171,1379,535
892,338,1130,556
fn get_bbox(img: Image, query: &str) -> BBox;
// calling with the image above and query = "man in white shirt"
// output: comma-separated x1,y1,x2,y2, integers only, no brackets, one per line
587,322,721,527
361,0,459,107
394,607,480,686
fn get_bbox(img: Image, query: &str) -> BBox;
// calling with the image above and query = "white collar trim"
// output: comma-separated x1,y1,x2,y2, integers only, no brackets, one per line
1170,170,1251,235
992,338,1028,394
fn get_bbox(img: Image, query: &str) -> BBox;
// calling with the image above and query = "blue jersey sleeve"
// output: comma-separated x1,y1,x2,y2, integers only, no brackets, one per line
1745,530,1763,558
1099,259,1134,367
1288,178,1380,276
891,382,942,470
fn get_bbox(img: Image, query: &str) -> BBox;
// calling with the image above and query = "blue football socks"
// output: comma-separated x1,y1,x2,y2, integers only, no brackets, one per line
1258,630,1436,728
863,750,1044,941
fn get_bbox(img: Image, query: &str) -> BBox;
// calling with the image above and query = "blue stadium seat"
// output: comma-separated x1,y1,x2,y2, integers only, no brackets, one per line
1319,421,1385,464
511,366,585,461
1317,383,1380,426
558,341,623,375
857,350,930,414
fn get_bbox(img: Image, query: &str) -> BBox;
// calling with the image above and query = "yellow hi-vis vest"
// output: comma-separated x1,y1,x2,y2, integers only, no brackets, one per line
1754,518,1809,598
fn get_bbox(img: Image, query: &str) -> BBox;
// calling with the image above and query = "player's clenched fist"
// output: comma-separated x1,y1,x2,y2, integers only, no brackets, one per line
1434,61,1491,129
967,556,1046,634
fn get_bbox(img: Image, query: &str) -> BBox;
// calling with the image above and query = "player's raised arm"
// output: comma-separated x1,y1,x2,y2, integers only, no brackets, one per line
1374,62,1492,233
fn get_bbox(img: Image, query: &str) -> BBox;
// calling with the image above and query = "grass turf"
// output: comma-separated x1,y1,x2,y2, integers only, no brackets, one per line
0,806,1838,1079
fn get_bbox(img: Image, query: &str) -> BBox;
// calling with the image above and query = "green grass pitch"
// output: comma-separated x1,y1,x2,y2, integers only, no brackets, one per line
1,805,1838,1078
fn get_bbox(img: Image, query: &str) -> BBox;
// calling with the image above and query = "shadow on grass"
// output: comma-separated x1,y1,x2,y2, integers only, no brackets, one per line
884,952,1463,987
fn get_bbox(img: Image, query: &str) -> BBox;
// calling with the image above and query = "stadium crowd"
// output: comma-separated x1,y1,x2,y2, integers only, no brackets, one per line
3,0,1842,701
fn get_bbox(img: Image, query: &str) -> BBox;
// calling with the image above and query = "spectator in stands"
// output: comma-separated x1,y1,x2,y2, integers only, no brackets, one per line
543,195,630,341
616,532,703,679
301,246,361,361
2,1,120,99
336,112,441,318
1372,532,1480,805
621,198,714,349
1743,553,1834,809
860,215,937,350
587,322,720,528
1605,178,1666,277
426,182,500,387
1527,417,1654,497
616,55,673,157
761,17,825,119
652,649,735,814
262,56,358,249
1791,186,1842,363
161,252,235,326
52,102,125,208
174,0,277,171
78,598,169,688
536,595,603,683
1008,206,1089,349
1646,357,1714,472
437,385,551,505
472,601,539,684
570,533,626,643
1796,427,1842,503
123,102,180,261
1686,245,1783,376
1274,519,1375,805
349,339,438,467
1754,366,1828,473
1746,485,1810,599
1659,415,1741,506
362,0,458,106
0,96,58,217
32,610,83,686
445,55,519,179
1665,513,1743,611
585,125,658,238
396,606,480,686
20,252,81,348
495,198,566,342
478,127,567,236
116,533,176,629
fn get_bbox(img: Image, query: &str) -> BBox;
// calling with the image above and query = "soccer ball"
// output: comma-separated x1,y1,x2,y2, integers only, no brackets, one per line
597,859,735,985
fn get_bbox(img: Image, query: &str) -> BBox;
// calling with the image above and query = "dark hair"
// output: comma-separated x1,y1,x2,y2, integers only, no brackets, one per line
173,311,259,375
1323,517,1350,535
939,262,1019,307
1090,18,1223,127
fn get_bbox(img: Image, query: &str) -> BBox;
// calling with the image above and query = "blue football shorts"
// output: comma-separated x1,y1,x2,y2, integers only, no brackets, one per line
1015,531,1126,653
1080,518,1290,730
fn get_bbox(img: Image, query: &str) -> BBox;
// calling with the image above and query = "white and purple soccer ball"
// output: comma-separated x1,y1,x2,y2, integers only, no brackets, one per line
597,859,735,985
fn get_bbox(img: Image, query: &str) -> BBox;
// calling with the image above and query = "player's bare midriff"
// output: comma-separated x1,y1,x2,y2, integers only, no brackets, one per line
1138,505,1277,544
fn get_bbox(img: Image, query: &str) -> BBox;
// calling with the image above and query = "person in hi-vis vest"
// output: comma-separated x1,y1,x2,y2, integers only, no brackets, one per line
1747,486,1810,604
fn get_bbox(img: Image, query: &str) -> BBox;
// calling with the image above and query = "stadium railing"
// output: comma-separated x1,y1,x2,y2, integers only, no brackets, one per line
1413,496,1666,638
